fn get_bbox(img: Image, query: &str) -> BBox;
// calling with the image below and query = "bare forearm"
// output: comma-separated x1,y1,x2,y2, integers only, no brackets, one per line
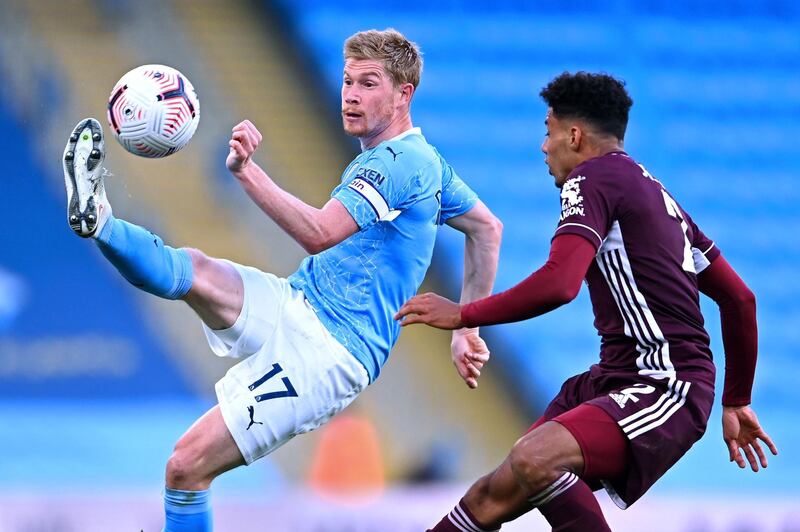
451,219,501,344
233,162,326,252
460,230,500,304
446,201,502,307
225,120,356,253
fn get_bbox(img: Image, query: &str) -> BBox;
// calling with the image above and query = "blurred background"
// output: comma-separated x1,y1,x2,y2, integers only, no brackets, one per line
0,0,798,530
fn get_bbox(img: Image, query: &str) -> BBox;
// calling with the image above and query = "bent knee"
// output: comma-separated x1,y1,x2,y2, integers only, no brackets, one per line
508,441,539,483
166,443,208,490
509,440,562,492
182,249,240,294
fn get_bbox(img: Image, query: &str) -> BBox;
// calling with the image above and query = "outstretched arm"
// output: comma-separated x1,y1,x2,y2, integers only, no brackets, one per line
444,200,503,388
697,255,778,470
227,120,358,254
396,233,595,329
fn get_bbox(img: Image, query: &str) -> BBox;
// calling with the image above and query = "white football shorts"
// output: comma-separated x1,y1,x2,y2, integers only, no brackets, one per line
203,261,369,464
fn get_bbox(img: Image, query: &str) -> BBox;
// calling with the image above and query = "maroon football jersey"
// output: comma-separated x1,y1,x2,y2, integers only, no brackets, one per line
554,151,720,385
551,151,722,507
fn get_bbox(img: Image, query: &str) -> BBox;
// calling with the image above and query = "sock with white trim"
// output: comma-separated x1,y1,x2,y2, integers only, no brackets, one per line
427,497,500,532
163,487,212,532
533,473,610,532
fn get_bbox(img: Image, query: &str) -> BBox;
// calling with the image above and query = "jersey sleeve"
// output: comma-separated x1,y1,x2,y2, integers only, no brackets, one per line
553,170,613,250
333,153,410,229
438,163,478,224
684,210,721,274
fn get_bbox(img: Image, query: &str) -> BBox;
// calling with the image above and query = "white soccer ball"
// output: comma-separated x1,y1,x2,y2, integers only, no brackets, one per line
106,64,200,158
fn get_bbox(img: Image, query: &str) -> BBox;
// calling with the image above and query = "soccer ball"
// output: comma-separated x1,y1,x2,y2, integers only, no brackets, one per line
106,64,200,158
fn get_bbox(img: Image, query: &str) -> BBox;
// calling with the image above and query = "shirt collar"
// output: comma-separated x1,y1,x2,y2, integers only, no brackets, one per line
388,127,422,142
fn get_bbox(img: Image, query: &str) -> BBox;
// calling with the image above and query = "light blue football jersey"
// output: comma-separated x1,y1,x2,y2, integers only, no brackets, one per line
288,128,478,382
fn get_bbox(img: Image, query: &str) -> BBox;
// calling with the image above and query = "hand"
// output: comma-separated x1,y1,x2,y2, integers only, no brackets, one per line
226,120,263,174
451,328,490,389
394,292,463,329
722,405,778,472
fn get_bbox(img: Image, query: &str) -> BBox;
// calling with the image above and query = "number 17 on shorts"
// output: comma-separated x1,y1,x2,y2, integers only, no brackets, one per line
248,363,298,402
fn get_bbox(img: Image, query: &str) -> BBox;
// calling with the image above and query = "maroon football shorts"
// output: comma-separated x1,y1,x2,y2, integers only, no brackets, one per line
526,367,714,508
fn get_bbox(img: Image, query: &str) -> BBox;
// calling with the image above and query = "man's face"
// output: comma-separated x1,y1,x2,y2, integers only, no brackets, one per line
341,59,398,139
541,108,575,188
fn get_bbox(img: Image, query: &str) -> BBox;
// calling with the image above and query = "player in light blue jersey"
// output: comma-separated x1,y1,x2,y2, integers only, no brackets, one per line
61,29,502,531
289,126,480,381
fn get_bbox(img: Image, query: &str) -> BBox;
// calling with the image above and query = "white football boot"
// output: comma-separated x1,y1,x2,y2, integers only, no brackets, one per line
63,118,112,237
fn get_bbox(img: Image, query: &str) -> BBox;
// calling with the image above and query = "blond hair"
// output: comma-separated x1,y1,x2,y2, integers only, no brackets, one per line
344,28,423,88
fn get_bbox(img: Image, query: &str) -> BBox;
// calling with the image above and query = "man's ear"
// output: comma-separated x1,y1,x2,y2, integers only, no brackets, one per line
398,82,415,107
569,125,583,152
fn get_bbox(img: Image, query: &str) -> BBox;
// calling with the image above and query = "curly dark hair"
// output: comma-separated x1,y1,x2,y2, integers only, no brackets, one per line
540,72,633,140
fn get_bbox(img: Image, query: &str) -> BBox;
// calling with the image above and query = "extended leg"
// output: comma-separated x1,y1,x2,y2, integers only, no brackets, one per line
63,118,243,330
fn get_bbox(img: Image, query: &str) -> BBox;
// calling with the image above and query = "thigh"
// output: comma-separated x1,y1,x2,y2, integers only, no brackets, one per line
202,264,288,359
513,421,586,486
182,248,244,330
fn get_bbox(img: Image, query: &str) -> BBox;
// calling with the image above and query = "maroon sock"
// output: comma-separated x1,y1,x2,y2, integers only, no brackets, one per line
428,498,499,532
532,473,610,532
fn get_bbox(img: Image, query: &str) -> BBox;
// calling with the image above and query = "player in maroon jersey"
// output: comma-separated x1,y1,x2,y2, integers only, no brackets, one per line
396,72,778,531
